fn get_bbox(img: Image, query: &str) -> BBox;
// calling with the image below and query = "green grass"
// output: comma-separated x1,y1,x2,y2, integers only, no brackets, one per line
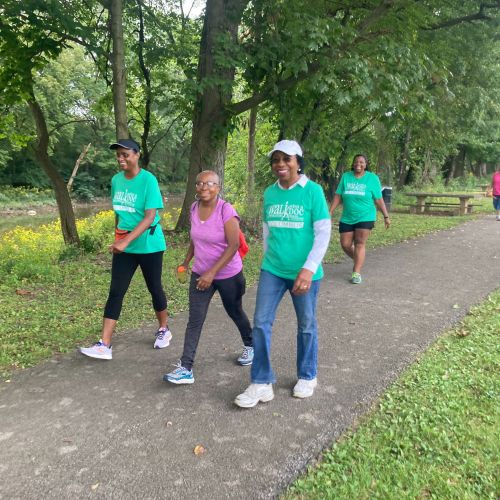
0,209,490,374
285,290,499,499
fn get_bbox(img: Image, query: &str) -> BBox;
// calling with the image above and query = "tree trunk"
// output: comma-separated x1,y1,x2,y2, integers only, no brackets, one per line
397,128,412,187
454,144,466,178
246,106,257,206
480,161,487,177
136,0,151,167
374,120,392,186
110,0,128,139
176,0,249,230
445,155,456,185
27,94,80,246
422,148,432,184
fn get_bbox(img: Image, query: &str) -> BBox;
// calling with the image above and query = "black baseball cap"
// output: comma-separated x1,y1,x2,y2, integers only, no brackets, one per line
109,139,140,152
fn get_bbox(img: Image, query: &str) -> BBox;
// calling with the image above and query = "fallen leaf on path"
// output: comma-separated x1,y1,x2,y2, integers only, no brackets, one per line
15,289,32,296
452,304,460,309
165,421,173,427
193,444,206,456
456,329,470,337
91,483,99,491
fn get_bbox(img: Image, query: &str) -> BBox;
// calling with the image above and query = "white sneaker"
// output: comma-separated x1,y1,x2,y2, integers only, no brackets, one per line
154,328,172,349
234,383,274,408
79,340,112,360
293,378,317,398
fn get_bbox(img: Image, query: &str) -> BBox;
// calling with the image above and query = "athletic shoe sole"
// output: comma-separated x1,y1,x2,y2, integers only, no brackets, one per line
163,375,194,385
237,359,253,366
79,349,112,360
293,390,314,398
234,392,274,408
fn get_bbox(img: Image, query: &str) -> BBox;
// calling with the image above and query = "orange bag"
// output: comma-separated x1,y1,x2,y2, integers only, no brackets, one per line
114,228,130,241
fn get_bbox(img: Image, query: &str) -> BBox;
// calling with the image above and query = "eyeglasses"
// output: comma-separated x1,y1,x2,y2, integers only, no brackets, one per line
195,181,219,188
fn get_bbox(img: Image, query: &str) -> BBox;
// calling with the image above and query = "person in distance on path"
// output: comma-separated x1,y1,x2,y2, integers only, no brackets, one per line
329,154,390,284
79,139,171,360
489,165,500,221
234,140,331,408
164,170,253,385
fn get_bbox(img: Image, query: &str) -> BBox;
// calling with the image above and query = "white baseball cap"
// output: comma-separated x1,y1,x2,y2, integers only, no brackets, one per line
268,140,303,157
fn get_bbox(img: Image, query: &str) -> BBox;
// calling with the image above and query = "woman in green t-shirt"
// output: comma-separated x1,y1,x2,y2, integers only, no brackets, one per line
329,154,391,284
79,139,171,360
234,140,331,408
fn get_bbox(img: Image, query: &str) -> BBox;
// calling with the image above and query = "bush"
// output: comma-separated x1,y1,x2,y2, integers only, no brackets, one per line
0,210,116,283
0,224,64,282
76,210,115,253
0,186,55,208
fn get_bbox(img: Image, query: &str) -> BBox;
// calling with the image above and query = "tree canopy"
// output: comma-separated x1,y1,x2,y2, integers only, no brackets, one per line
0,0,499,237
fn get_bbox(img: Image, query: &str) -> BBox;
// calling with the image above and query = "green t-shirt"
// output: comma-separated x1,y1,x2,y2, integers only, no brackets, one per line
336,171,382,224
262,177,330,280
111,169,166,254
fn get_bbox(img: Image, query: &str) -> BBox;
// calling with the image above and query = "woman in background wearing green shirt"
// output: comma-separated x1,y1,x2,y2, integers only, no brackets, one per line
79,139,171,360
329,154,390,284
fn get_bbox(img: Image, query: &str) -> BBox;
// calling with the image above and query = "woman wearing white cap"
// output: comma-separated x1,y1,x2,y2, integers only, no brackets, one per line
234,140,331,407
79,138,171,360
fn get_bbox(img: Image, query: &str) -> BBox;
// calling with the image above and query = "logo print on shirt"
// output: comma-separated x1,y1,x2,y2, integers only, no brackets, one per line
345,182,366,196
267,202,304,228
113,189,138,213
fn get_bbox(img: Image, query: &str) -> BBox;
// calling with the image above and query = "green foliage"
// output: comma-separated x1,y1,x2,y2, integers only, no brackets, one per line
286,289,500,499
0,186,54,207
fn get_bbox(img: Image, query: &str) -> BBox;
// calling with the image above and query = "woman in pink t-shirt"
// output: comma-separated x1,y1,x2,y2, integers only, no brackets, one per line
491,167,500,221
164,170,253,384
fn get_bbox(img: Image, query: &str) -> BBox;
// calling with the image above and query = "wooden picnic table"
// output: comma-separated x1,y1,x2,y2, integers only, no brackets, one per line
403,192,477,216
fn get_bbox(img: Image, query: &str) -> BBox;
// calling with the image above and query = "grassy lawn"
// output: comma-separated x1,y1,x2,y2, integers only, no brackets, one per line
285,289,499,499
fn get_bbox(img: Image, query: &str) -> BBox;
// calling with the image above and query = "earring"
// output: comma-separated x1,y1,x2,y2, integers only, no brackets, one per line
194,193,200,200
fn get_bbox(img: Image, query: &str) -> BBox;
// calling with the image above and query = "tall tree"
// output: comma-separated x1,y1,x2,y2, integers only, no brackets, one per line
0,0,96,244
109,0,129,139
176,0,249,228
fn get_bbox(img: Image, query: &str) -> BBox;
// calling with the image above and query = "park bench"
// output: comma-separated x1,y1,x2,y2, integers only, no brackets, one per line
423,201,479,214
404,192,478,216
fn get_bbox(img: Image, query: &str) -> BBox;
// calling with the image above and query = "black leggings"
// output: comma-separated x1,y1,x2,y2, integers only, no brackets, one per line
104,251,167,320
180,270,252,370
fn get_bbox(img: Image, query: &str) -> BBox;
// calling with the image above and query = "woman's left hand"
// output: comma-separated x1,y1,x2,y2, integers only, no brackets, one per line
292,269,313,295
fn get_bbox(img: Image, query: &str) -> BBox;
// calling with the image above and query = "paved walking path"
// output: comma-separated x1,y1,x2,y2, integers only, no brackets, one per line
1,216,499,499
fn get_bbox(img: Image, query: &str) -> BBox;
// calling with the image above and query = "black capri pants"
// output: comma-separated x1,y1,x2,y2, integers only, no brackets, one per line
104,251,167,320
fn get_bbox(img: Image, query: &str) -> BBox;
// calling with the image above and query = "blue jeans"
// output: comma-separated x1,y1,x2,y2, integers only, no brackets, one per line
493,196,500,211
250,270,321,384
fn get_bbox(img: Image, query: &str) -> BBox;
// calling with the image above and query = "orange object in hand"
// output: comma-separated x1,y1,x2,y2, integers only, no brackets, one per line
177,265,188,283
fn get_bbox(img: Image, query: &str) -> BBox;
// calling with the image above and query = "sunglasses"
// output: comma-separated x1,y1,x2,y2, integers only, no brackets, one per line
195,181,219,188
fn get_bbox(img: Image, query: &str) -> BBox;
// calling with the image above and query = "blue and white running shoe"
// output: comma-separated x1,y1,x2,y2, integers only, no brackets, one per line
164,361,194,384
